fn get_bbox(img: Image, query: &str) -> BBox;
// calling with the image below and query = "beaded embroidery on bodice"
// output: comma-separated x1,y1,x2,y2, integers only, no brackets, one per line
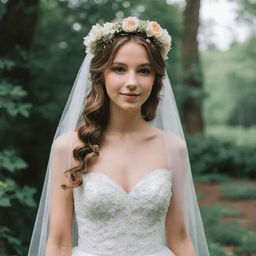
72,168,174,256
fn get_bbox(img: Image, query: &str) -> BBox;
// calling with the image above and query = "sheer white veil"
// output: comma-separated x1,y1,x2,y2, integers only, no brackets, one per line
28,50,210,255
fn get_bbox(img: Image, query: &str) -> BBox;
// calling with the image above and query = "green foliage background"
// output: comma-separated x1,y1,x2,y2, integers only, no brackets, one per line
0,0,255,255
202,36,256,127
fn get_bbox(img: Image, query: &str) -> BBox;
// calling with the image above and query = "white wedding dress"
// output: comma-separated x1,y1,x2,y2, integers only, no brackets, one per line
71,168,176,256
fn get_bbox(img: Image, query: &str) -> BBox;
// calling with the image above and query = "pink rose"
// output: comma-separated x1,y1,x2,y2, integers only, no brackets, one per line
146,21,163,38
122,17,139,32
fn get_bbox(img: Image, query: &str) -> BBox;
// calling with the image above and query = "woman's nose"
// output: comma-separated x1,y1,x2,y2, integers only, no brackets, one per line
126,71,138,86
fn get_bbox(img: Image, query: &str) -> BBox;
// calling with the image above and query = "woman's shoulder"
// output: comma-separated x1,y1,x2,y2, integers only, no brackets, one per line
147,125,186,152
161,130,186,151
150,125,184,143
52,131,82,152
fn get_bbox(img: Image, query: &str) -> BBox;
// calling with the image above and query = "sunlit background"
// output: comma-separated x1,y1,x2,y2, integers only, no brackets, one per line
0,0,255,255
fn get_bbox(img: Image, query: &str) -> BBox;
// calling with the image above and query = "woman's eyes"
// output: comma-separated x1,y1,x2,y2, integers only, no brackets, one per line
112,67,151,75
139,68,151,74
112,67,125,73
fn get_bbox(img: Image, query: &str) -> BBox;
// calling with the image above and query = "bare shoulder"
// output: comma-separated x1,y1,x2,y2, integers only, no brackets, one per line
145,126,186,151
52,131,83,168
162,130,186,152
52,131,82,153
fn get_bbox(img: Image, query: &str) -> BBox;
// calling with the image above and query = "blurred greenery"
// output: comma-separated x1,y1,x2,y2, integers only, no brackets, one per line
194,173,229,183
236,231,256,256
201,204,256,255
0,0,255,255
0,37,37,255
186,134,256,179
208,242,237,256
207,221,249,246
206,125,256,147
202,35,256,127
220,181,256,200
200,204,241,225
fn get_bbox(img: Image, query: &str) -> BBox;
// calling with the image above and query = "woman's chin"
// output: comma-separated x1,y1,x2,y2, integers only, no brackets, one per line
121,104,142,113
111,102,141,112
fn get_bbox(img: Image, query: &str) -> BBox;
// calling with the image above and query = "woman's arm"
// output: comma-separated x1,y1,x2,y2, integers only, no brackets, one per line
165,133,197,256
165,196,196,256
44,133,75,256
44,188,73,256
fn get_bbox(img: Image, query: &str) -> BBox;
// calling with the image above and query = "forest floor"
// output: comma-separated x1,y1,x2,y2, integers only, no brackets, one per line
195,180,256,232
195,180,256,255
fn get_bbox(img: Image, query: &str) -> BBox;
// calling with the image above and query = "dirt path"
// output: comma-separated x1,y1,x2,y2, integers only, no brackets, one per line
195,181,256,232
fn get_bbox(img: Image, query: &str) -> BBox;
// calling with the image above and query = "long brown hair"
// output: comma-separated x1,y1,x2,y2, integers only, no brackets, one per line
61,33,165,189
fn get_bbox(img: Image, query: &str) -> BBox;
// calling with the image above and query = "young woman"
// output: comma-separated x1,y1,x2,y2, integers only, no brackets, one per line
28,17,210,256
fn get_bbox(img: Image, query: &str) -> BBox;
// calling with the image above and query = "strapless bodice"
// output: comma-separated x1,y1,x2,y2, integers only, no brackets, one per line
72,168,175,256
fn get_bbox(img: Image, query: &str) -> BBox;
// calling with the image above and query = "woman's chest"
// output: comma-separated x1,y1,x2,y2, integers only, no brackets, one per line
86,134,169,194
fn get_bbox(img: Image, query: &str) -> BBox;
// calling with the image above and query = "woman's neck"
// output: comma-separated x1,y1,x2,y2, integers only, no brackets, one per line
105,107,148,138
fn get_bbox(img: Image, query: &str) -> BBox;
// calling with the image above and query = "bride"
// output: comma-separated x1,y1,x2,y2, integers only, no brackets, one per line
28,17,210,256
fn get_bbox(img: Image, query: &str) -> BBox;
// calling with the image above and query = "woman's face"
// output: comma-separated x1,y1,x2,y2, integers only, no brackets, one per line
104,40,155,113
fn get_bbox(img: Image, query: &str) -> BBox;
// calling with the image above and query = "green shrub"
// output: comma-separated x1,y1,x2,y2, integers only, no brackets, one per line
200,205,240,225
201,205,222,225
194,173,228,183
219,206,241,218
206,221,248,246
186,134,256,179
236,231,256,255
206,125,256,147
208,242,237,256
0,150,37,255
220,182,256,200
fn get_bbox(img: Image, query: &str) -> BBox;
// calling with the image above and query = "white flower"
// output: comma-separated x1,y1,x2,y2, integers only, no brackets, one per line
103,22,113,31
161,29,172,49
89,24,103,40
162,29,171,43
83,36,90,46
122,17,139,32
103,22,115,35
146,21,163,38
83,35,96,49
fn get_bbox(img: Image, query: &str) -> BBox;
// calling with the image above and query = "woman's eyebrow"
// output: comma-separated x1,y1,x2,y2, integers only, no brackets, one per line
112,62,152,67
112,62,126,66
139,63,152,67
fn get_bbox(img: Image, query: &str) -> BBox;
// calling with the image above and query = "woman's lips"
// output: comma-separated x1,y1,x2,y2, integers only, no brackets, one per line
120,93,140,100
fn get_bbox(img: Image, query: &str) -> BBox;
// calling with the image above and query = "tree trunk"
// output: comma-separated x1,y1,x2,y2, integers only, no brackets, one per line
181,0,204,134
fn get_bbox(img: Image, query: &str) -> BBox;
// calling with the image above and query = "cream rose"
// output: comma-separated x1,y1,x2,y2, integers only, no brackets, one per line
103,22,114,35
89,24,103,40
122,17,138,32
83,35,96,49
161,29,172,46
146,21,163,38
103,22,113,31
83,36,90,47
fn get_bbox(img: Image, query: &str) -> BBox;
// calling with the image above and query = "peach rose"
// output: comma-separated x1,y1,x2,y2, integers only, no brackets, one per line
146,21,163,38
122,17,138,32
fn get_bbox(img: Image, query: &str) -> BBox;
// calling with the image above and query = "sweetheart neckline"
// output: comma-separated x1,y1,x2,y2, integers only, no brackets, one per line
83,168,172,196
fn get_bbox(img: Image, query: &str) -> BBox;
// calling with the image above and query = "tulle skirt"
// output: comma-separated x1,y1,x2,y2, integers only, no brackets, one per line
72,246,175,256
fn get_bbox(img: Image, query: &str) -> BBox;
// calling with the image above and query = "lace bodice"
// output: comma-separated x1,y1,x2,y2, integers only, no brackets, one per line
72,168,173,256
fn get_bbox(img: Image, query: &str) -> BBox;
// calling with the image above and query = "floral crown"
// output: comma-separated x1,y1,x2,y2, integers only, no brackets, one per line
83,17,172,60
